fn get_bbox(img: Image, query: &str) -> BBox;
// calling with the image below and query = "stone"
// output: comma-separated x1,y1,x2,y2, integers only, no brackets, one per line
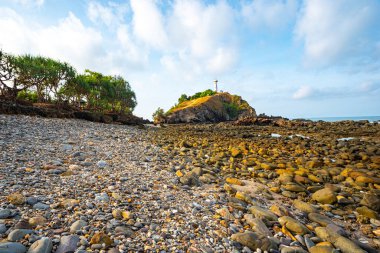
55,235,80,253
216,207,234,220
70,220,87,233
315,227,366,253
0,242,27,253
26,197,38,206
191,167,203,176
282,182,305,192
230,147,242,158
231,231,275,251
0,209,12,219
90,232,113,247
114,226,133,237
0,224,7,234
60,199,79,208
226,177,245,186
356,206,378,219
95,193,110,202
360,192,380,211
7,193,25,205
308,213,334,227
309,245,336,253
97,160,107,168
111,192,122,200
293,199,318,213
68,164,80,170
33,203,49,210
312,188,337,204
29,216,47,227
249,206,278,221
278,216,310,235
27,237,53,253
8,229,34,241
244,214,272,236
175,170,183,177
121,211,133,220
281,246,308,253
179,171,201,186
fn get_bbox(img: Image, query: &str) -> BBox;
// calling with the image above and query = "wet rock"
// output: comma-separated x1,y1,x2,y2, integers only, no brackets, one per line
33,203,49,210
278,216,310,235
309,245,336,253
315,227,366,253
55,235,80,253
226,177,245,186
293,199,318,213
360,192,380,211
7,193,26,205
231,231,276,251
0,209,12,219
27,237,53,253
312,188,337,204
90,232,113,247
179,171,201,186
70,220,87,233
308,213,334,227
0,242,27,253
356,206,378,219
248,206,277,221
280,246,308,253
7,229,34,241
0,224,7,234
29,216,47,227
244,214,272,236
95,193,110,202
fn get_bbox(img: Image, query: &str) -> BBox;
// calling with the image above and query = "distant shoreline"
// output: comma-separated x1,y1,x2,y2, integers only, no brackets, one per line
295,116,380,122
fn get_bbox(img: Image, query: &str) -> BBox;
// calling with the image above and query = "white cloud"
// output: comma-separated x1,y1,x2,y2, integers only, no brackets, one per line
0,7,146,74
163,0,238,75
292,85,314,99
295,0,380,68
11,0,44,6
242,0,298,30
130,0,168,49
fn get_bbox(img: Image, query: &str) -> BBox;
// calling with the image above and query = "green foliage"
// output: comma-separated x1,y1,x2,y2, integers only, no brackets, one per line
178,94,188,104
179,89,216,103
16,90,38,103
0,49,137,114
170,89,217,111
152,107,165,123
223,102,239,119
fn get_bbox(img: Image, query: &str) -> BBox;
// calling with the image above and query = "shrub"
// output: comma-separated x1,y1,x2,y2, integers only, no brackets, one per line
17,90,38,103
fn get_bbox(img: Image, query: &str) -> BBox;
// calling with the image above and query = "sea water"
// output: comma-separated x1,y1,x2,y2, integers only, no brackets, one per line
305,116,380,122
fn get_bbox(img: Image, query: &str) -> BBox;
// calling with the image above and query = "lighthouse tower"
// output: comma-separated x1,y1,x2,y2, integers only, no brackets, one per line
214,80,218,93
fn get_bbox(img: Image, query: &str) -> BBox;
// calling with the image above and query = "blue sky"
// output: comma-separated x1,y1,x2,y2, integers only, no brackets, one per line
1,0,379,119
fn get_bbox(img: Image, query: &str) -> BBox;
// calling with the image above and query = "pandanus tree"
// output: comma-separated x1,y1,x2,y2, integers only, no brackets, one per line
0,50,23,98
1,49,137,114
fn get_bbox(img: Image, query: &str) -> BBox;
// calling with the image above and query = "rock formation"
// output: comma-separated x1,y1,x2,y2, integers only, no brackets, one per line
164,92,256,123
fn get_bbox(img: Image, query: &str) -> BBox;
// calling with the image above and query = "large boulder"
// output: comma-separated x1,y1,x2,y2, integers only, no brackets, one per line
165,92,256,123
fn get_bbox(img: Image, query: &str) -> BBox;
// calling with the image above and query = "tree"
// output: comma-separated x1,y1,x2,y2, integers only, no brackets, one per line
153,107,165,124
0,50,20,98
178,94,188,104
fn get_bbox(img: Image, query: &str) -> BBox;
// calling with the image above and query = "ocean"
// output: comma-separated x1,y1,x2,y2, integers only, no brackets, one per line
305,116,380,122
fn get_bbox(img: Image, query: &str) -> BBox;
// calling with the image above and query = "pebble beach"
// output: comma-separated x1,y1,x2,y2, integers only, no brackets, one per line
1,115,380,253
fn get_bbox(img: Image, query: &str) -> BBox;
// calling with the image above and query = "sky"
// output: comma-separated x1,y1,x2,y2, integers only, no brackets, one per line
0,0,380,119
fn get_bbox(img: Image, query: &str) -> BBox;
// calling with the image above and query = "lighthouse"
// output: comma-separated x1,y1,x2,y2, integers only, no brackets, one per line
214,80,218,93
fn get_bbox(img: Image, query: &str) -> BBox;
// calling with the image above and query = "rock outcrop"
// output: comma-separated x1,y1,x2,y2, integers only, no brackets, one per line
165,92,256,123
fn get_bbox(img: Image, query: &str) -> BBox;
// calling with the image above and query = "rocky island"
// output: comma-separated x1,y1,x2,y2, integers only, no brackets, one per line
163,92,256,123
